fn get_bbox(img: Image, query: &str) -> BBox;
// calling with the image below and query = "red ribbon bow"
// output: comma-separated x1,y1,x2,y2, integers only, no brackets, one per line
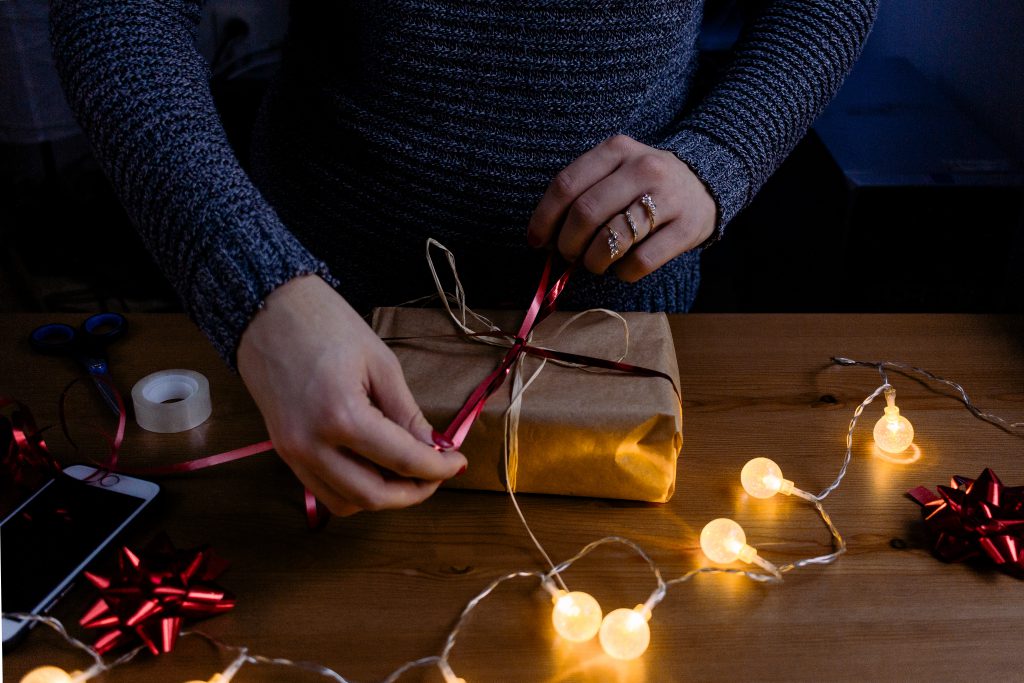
907,468,1024,577
80,533,235,654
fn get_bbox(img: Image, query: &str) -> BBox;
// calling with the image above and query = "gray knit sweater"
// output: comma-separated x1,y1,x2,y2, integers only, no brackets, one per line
50,1,877,364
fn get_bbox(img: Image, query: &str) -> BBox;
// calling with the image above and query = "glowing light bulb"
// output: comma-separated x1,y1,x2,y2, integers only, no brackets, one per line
20,667,81,683
700,518,757,564
599,605,651,661
873,389,914,454
183,676,226,683
551,590,603,643
740,457,795,498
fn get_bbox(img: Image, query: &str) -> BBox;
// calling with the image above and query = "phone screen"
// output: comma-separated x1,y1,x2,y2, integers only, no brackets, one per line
2,473,150,614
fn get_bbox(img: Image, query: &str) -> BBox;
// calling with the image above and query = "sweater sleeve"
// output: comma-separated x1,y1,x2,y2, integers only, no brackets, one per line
655,0,878,244
50,0,336,366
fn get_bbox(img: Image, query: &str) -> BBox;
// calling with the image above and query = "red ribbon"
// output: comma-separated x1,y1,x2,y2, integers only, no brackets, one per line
79,532,235,655
907,468,1024,577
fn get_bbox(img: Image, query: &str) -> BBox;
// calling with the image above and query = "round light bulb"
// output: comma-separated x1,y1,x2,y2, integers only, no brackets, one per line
873,405,914,454
551,590,603,643
183,677,226,683
872,388,914,454
598,606,651,661
740,457,795,498
700,518,757,564
20,667,79,683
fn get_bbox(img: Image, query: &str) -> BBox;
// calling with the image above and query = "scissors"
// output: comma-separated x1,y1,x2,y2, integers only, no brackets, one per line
29,312,128,416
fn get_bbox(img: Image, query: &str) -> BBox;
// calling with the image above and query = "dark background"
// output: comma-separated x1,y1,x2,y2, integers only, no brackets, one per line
1,0,1021,318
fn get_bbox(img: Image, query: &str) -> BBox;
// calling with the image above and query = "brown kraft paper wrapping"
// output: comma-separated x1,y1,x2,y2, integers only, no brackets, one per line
372,307,683,503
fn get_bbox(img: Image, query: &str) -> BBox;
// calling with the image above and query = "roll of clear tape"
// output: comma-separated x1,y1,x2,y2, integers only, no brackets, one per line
131,369,212,433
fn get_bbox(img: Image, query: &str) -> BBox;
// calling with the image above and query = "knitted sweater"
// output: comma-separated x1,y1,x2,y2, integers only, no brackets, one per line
50,1,877,365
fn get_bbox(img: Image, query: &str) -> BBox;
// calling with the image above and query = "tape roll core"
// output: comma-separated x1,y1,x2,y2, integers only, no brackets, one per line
132,369,212,433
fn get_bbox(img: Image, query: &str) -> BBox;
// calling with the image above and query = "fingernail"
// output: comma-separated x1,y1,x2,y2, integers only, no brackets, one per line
456,464,467,477
527,232,541,248
432,429,454,450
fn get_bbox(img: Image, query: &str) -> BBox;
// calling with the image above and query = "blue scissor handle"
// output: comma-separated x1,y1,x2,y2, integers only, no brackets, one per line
81,312,127,344
29,322,78,354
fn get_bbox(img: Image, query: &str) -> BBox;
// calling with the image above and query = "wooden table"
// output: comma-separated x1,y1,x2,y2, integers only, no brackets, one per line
3,313,1023,682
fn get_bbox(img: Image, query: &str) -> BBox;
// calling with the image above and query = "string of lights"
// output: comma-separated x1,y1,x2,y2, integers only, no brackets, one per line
8,357,1021,682
832,356,1024,434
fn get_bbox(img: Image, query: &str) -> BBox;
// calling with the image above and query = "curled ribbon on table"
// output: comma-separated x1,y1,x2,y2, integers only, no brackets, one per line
907,468,1024,578
56,376,292,521
1,397,60,497
80,532,235,655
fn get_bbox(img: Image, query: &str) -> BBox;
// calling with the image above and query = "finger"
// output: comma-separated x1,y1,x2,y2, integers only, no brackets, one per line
555,171,650,264
368,350,437,447
614,219,693,283
309,444,443,512
322,393,466,481
526,134,640,248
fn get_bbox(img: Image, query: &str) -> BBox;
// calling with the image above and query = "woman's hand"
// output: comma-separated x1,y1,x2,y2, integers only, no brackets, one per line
237,275,467,516
527,134,717,280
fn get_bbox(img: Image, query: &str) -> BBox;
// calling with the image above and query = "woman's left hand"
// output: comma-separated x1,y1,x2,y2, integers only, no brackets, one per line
526,134,717,281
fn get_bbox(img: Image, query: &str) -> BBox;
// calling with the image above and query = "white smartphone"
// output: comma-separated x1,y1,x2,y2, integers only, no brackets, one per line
1,465,160,645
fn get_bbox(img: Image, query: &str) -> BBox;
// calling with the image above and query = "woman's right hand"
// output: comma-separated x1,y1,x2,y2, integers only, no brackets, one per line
237,275,467,516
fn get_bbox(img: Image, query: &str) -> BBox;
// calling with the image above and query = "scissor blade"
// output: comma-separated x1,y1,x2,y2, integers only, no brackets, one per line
91,374,123,417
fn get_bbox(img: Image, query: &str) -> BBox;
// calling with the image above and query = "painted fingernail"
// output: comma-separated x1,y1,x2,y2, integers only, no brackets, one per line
432,430,454,450
456,464,467,477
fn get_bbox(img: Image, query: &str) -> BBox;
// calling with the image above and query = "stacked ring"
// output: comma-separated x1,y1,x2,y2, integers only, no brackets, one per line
607,225,621,258
640,193,657,233
623,210,639,240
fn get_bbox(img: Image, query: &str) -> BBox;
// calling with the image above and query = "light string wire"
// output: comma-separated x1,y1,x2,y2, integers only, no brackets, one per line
817,381,890,500
9,355,1022,682
832,357,1024,434
3,613,146,680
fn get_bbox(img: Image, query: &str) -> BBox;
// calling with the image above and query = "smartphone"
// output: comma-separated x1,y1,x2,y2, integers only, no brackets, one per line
1,465,160,645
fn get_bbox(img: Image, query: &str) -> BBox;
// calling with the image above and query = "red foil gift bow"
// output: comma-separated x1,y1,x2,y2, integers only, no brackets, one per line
907,468,1024,577
80,532,235,655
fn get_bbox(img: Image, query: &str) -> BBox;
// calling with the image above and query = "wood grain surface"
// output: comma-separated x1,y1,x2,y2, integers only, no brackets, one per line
2,313,1023,682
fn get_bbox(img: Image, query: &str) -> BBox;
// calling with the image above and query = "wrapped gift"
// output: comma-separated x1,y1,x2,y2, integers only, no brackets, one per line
372,306,683,502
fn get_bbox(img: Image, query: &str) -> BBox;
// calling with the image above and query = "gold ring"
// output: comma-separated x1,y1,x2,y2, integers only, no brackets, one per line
623,210,639,240
606,225,621,259
640,193,657,233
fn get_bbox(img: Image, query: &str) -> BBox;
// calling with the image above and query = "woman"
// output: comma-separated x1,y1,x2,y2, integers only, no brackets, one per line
51,0,877,516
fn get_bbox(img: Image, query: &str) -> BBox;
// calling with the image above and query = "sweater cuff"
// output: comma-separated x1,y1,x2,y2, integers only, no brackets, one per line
653,128,752,246
185,214,338,369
